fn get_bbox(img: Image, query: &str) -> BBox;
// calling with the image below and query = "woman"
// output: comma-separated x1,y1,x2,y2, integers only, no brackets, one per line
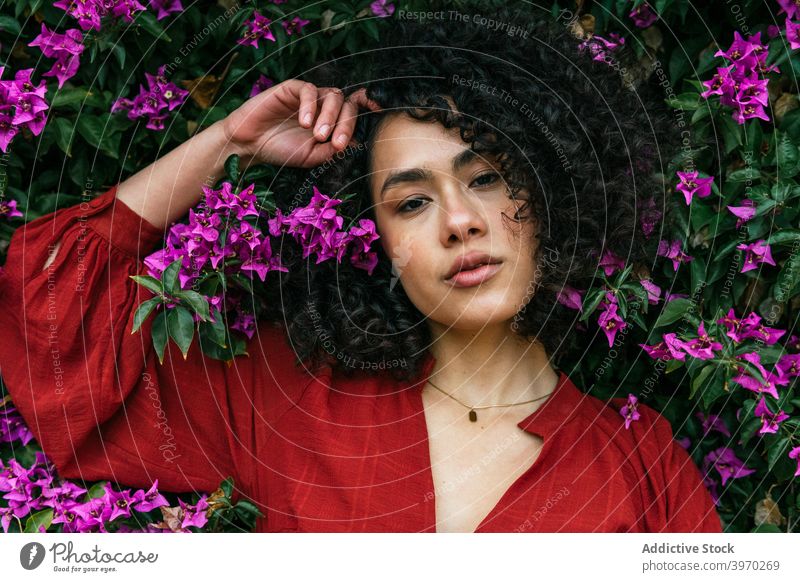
0,9,722,532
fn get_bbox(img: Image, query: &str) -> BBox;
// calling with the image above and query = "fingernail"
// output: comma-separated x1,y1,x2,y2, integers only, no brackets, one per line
336,134,347,145
318,124,330,137
303,113,312,125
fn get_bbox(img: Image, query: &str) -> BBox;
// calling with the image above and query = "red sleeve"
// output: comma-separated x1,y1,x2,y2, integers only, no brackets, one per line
633,403,724,533
0,184,246,497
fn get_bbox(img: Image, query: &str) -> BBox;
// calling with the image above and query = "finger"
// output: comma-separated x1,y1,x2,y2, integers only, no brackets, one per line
297,82,319,128
330,98,359,149
348,88,382,112
313,88,345,141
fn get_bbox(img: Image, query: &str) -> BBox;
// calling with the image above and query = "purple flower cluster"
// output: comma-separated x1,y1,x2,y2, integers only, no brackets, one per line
237,10,277,48
702,447,756,503
143,183,379,339
0,400,34,446
27,24,85,89
111,65,189,131
700,31,774,124
597,291,628,347
0,67,49,153
578,32,625,63
269,186,380,274
54,0,145,31
53,0,182,31
0,446,215,533
628,2,658,28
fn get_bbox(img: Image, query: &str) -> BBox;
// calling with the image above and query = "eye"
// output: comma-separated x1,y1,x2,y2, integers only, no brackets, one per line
397,198,426,213
471,172,500,188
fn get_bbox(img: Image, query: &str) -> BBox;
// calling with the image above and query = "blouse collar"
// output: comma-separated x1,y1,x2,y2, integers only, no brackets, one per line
408,350,582,440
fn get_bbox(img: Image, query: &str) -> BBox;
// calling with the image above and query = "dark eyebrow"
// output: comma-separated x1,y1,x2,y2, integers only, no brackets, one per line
379,148,482,200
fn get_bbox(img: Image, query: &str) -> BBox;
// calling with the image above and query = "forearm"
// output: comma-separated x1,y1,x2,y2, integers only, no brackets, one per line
115,120,244,230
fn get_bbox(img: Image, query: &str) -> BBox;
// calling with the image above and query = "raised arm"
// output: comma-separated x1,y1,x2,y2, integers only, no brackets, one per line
115,80,381,230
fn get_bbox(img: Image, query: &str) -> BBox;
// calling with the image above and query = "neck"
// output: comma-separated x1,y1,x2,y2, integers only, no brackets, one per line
426,321,558,406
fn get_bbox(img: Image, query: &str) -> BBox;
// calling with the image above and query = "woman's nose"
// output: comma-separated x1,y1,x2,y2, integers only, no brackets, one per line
439,186,488,245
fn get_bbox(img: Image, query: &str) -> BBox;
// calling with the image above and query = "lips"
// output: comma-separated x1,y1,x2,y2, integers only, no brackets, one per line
444,252,502,280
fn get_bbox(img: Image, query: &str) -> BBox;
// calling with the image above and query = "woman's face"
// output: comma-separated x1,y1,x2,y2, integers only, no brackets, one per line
369,112,540,331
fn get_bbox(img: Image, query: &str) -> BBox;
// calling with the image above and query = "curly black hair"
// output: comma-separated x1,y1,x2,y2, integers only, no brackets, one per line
260,5,681,383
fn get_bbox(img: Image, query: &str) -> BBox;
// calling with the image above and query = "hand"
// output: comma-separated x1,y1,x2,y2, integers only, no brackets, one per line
221,79,381,170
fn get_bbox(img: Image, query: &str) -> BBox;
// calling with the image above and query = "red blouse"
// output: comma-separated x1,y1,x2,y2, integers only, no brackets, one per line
0,185,723,533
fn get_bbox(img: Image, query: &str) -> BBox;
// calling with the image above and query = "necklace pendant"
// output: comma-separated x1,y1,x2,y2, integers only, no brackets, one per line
468,409,478,422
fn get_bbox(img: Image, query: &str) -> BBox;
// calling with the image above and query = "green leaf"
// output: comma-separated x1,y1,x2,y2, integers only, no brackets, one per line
51,88,91,109
132,297,162,333
578,288,607,322
719,114,743,154
199,312,228,348
136,10,172,42
0,15,22,35
162,258,183,295
152,310,169,364
654,298,693,327
86,481,108,499
76,115,107,149
130,274,166,296
225,155,241,181
174,290,211,321
24,509,53,533
689,363,715,400
665,93,701,111
52,117,75,156
768,436,792,471
765,229,800,246
167,306,195,358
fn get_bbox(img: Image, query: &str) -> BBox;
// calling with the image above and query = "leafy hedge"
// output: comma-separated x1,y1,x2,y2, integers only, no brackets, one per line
2,0,800,532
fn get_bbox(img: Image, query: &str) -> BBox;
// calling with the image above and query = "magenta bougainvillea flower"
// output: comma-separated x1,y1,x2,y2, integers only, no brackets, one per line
657,239,693,270
237,10,277,48
578,32,626,63
695,411,732,438
753,397,790,435
640,279,662,304
637,195,662,238
736,240,776,273
249,74,275,98
556,285,584,312
676,170,714,205
619,393,641,429
680,322,723,360
598,249,625,277
731,352,789,400
703,447,756,487
283,16,310,36
701,31,773,124
597,292,628,347
111,65,189,131
150,0,184,20
0,67,50,152
716,308,786,345
370,0,396,17
0,400,34,445
53,0,173,32
727,199,756,229
27,23,85,89
789,446,800,477
0,199,23,220
629,2,658,28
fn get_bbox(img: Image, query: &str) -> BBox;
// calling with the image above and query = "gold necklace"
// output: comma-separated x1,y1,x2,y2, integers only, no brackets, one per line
425,377,555,422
